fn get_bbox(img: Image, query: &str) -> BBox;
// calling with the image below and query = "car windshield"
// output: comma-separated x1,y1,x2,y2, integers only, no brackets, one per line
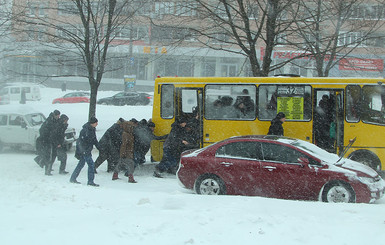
25,113,46,126
286,139,340,163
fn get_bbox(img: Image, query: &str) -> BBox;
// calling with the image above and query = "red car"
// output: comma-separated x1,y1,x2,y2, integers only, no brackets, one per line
52,92,90,104
177,135,385,203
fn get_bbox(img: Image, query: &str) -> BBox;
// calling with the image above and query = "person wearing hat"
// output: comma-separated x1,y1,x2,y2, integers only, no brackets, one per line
267,112,286,136
154,117,190,177
35,109,61,175
70,116,100,186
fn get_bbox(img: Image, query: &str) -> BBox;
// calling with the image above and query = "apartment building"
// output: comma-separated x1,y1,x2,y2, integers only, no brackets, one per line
2,0,385,88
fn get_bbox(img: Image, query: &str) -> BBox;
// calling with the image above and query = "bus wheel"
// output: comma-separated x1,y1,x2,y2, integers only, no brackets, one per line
195,174,226,195
349,151,381,172
321,181,355,203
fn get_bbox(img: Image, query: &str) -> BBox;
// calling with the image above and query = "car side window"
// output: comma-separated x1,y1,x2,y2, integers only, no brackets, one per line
261,142,305,163
0,115,7,125
9,115,23,126
216,141,262,160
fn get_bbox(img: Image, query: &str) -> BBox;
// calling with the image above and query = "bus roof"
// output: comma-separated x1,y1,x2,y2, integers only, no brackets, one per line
155,76,385,85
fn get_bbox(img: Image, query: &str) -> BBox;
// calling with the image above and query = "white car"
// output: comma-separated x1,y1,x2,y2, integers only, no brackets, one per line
0,106,76,152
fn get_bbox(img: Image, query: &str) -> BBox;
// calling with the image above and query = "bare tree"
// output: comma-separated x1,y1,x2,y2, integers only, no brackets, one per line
11,0,147,119
0,0,14,78
287,0,385,77
155,0,299,77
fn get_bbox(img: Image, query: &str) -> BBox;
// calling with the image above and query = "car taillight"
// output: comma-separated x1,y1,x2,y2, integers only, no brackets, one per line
147,96,151,99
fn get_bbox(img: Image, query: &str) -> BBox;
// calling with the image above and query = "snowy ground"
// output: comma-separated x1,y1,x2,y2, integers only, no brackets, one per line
1,87,385,245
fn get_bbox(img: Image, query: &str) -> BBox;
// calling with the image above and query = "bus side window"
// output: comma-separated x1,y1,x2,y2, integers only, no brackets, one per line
161,84,174,119
346,85,360,123
259,85,278,120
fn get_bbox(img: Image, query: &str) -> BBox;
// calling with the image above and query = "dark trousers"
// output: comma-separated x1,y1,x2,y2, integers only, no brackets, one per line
94,151,118,172
56,146,67,172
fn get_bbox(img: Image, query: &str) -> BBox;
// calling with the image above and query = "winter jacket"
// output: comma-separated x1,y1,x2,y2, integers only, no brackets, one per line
98,121,123,154
267,118,284,136
52,117,68,146
134,125,167,154
39,112,59,144
75,122,99,158
163,122,187,157
120,121,135,159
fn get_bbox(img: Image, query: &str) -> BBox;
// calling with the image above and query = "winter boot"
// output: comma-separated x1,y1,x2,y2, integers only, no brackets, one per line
128,174,137,183
112,172,119,180
45,163,53,176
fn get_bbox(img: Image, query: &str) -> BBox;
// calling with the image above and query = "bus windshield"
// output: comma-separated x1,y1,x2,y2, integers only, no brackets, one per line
361,85,385,125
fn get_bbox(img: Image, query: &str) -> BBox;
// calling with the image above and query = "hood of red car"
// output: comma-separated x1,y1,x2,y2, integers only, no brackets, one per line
329,159,378,178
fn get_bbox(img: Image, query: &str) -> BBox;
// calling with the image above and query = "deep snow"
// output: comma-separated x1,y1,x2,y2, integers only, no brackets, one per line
1,87,385,245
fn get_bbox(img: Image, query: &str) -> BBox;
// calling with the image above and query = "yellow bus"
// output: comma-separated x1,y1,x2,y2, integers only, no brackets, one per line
151,76,385,173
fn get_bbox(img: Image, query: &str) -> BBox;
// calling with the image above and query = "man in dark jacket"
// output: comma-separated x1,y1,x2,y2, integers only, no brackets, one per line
36,109,60,175
94,118,125,172
70,117,100,186
134,120,168,167
267,112,286,136
53,114,70,174
154,117,191,177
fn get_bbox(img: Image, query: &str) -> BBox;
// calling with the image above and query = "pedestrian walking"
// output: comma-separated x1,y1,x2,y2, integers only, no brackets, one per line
70,117,100,186
267,112,286,136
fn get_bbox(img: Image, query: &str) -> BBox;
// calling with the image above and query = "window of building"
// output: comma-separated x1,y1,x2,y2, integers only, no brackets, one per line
210,33,230,44
175,1,197,16
201,59,216,77
155,2,175,15
135,1,152,16
114,26,149,40
275,32,287,46
58,2,78,15
27,2,46,17
247,5,259,19
350,4,385,20
338,32,366,47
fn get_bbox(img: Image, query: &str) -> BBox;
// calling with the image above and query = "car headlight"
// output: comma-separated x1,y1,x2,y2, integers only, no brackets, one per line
357,176,376,185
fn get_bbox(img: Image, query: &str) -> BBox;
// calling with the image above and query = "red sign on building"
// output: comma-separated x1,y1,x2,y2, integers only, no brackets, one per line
339,58,383,72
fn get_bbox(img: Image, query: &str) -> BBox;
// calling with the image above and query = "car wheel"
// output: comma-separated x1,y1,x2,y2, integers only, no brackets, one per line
349,150,381,172
321,181,355,203
195,174,226,195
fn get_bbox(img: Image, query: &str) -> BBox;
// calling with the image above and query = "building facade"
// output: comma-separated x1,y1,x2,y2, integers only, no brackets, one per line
2,0,385,89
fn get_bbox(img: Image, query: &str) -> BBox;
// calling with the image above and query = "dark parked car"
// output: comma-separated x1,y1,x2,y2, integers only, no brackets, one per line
52,92,90,104
177,135,385,203
97,92,151,106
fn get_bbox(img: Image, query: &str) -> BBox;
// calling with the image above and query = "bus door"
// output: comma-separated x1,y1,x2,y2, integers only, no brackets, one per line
313,89,344,153
175,88,203,148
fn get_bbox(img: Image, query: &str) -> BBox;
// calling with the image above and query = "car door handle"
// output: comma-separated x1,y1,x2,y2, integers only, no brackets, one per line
220,162,233,166
263,166,276,171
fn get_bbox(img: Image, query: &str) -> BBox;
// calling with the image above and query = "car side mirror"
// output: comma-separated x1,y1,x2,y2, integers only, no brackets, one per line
21,121,27,129
297,157,309,167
